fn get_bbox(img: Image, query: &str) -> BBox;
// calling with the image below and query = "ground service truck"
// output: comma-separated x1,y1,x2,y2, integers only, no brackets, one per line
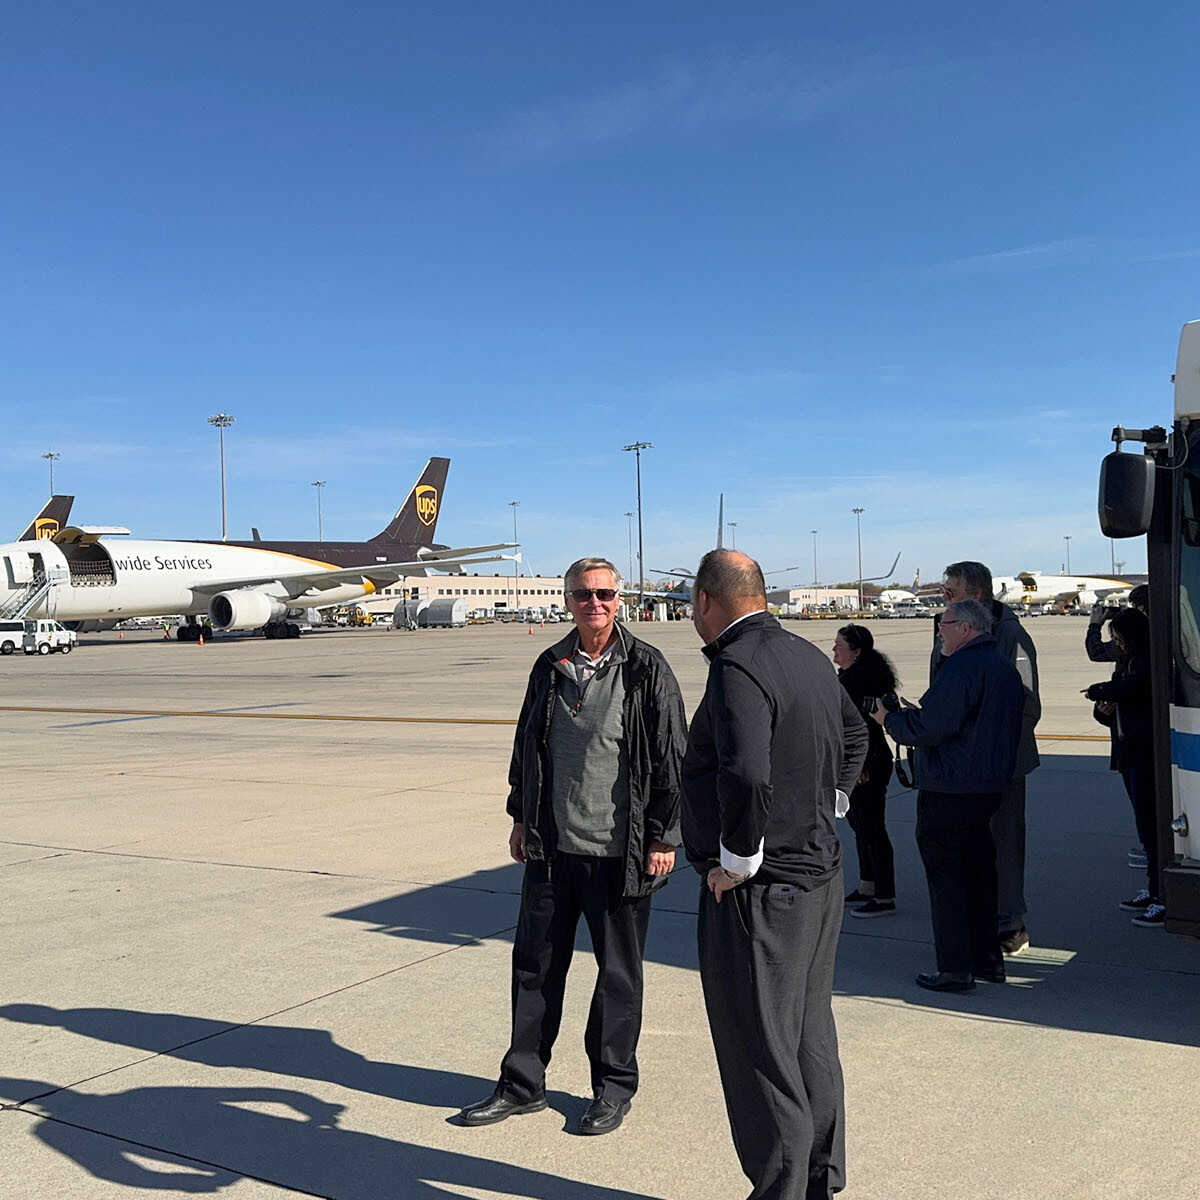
1099,318,1200,936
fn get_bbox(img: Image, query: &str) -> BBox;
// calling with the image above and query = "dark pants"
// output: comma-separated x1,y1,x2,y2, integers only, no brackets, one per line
990,775,1028,934
846,760,894,899
698,873,846,1200
915,790,1003,977
499,854,651,1105
1121,754,1158,898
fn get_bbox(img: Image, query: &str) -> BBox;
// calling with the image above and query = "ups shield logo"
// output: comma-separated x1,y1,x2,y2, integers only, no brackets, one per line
35,519,60,540
415,485,438,527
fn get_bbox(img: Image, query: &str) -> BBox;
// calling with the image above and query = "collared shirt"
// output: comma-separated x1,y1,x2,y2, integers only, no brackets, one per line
710,609,766,646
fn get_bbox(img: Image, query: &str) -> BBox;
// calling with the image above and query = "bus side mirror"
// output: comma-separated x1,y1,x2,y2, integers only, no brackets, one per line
1099,450,1155,538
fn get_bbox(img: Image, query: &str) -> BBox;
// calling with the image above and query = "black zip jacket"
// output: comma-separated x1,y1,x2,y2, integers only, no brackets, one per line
887,634,1024,794
837,653,896,775
681,612,869,890
1087,652,1152,769
506,626,688,899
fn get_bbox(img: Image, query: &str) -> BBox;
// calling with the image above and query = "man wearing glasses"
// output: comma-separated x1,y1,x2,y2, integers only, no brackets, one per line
460,556,687,1136
875,599,1025,993
932,561,1041,957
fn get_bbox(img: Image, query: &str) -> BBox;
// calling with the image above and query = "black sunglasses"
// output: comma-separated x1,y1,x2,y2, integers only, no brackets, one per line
569,588,618,603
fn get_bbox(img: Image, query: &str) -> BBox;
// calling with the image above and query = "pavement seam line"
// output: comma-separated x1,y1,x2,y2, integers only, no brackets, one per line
0,703,518,726
6,1110,322,1197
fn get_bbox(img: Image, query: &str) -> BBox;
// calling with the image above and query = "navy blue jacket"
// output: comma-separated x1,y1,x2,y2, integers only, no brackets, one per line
886,634,1023,795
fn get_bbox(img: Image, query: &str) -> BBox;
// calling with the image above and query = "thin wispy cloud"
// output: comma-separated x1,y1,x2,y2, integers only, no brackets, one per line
930,236,1200,276
487,46,903,163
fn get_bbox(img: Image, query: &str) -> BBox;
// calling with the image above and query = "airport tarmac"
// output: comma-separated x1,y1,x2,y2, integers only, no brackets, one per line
3,616,1198,1199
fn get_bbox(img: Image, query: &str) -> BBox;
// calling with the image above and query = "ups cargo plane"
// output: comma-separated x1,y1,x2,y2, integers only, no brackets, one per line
0,459,516,641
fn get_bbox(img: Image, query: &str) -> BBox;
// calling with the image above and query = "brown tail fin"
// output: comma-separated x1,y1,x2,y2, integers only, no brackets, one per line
19,495,74,541
370,459,449,545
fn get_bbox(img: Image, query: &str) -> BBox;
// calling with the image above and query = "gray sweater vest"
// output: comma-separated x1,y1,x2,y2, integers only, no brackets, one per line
548,658,630,857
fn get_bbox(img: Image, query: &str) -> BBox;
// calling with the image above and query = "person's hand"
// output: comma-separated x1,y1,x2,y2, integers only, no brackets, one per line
1090,604,1109,626
858,768,869,786
1096,701,1115,717
509,822,527,863
645,840,675,875
706,865,745,903
870,700,888,726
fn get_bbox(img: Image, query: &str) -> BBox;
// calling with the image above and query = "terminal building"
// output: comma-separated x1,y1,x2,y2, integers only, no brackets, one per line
357,572,568,621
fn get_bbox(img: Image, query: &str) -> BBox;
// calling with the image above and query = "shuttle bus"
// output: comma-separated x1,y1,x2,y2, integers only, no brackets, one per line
1099,318,1200,936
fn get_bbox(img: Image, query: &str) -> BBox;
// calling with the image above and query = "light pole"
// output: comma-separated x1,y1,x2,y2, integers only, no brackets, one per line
311,481,325,541
1064,534,1072,574
509,500,520,614
852,507,865,612
207,412,236,541
622,442,652,617
728,521,737,549
624,511,635,590
41,451,60,496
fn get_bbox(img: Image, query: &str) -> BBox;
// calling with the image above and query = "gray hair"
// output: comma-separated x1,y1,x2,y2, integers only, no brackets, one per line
563,556,622,593
946,598,993,635
943,560,994,601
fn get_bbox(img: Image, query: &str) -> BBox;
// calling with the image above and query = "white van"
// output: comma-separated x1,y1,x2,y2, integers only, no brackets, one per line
0,620,25,655
23,619,77,655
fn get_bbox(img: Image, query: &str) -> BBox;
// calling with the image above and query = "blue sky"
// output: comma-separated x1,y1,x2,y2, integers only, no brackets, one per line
3,2,1196,585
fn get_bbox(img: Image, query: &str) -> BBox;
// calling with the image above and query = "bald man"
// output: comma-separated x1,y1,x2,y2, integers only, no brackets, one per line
682,549,868,1200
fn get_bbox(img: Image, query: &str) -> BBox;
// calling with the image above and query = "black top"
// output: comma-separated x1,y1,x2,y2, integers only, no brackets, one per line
681,612,869,889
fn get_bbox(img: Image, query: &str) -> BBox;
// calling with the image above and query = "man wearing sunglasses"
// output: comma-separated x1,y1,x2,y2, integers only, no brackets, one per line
460,556,687,1137
874,598,1024,994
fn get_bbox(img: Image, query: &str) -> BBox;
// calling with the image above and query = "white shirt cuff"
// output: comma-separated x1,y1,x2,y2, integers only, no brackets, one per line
835,789,850,818
720,838,764,877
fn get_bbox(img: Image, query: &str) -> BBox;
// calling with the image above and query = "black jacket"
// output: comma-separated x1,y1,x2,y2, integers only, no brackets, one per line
506,626,688,899
681,612,869,890
1087,652,1152,769
837,652,896,776
887,633,1024,794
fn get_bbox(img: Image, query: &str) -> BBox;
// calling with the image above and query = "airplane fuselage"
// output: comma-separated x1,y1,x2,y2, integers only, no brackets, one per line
1,538,389,623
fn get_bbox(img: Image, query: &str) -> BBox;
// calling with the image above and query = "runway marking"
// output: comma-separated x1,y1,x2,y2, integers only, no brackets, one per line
0,702,1108,737
0,704,518,726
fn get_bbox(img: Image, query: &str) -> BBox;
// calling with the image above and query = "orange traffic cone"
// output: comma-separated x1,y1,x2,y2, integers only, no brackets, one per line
528,625,533,635
198,633,205,646
119,631,124,639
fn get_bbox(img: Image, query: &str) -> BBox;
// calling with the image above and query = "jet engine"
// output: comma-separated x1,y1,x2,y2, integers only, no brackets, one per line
208,590,288,631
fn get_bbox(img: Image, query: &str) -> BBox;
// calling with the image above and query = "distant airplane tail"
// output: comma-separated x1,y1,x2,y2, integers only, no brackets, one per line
370,458,450,545
19,495,74,541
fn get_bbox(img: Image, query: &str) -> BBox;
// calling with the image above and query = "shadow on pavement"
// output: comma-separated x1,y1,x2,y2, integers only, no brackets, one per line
2,1077,664,1198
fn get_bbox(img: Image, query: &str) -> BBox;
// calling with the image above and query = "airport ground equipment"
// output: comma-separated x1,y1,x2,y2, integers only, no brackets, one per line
22,619,76,655
419,598,467,628
1098,317,1200,936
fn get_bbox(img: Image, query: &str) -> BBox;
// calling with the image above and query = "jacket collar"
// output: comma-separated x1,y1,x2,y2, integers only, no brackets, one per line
703,609,776,660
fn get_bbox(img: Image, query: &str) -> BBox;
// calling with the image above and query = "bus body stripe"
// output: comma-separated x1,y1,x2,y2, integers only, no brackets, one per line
1171,728,1200,772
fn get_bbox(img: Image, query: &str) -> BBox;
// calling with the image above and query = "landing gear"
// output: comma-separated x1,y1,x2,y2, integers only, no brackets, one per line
176,621,214,642
263,621,302,640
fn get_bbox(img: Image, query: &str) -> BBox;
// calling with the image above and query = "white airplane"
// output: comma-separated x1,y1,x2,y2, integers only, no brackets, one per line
993,571,1130,611
0,458,517,641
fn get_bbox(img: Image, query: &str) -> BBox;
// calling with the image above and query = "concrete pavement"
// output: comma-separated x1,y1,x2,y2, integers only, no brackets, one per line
2,617,1197,1198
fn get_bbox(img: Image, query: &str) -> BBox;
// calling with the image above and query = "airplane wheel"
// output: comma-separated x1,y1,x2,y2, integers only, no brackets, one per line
37,643,51,655
286,623,300,639
60,643,72,654
177,626,197,642
201,625,214,640
263,624,279,639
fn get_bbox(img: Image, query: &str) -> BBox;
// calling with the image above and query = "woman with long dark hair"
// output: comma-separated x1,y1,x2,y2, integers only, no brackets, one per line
833,624,899,917
1086,608,1161,926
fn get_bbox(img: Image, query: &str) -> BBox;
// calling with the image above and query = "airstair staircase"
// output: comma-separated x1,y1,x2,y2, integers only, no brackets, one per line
0,576,53,620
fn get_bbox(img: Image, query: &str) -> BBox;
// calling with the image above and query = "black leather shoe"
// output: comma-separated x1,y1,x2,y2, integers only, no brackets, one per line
578,1097,630,1136
974,967,1007,984
459,1089,548,1126
915,971,976,994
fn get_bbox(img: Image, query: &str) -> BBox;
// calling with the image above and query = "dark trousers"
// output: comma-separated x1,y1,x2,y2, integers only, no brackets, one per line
915,790,1003,977
499,854,651,1105
1121,754,1158,898
846,762,894,899
698,873,846,1200
990,775,1028,934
